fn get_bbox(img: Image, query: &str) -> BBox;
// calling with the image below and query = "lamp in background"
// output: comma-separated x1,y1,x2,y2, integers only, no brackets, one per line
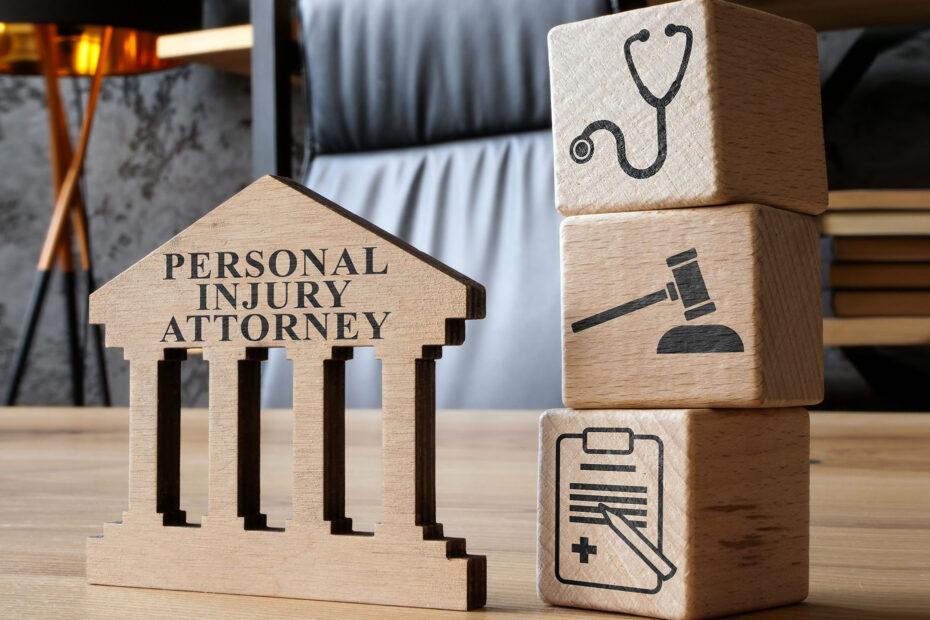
1,2,201,407
0,22,179,76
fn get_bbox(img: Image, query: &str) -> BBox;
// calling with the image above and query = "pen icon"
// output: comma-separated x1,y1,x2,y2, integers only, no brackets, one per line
599,503,677,581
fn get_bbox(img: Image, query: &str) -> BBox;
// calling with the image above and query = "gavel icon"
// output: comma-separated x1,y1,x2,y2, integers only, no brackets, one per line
571,248,744,354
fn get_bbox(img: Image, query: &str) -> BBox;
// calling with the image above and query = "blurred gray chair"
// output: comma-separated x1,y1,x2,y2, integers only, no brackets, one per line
261,0,614,409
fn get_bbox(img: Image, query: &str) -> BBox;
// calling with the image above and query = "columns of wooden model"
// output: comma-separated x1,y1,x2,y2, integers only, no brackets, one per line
156,349,186,526
122,347,186,527
378,352,437,535
238,348,267,529
123,345,442,536
202,347,266,528
288,348,350,533
123,349,162,525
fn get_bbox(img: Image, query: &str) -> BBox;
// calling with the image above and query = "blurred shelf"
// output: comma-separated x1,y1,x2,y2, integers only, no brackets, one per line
830,262,930,287
650,0,930,30
156,24,253,75
833,291,930,317
160,1,930,75
821,211,930,236
833,237,930,261
824,317,930,346
829,189,930,210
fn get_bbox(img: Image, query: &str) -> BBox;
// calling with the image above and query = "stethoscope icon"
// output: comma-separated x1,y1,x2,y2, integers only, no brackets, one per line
569,24,693,179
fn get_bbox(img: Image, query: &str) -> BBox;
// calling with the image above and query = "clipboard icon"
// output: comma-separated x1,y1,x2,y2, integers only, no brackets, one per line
554,427,677,593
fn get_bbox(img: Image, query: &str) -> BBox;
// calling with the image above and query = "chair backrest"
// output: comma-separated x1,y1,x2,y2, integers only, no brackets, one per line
261,0,613,409
299,0,612,155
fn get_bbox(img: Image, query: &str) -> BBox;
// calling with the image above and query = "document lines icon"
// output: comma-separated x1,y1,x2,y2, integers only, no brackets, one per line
554,427,677,593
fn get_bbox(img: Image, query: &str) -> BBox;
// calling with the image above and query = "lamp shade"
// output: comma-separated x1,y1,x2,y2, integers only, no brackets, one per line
0,0,202,75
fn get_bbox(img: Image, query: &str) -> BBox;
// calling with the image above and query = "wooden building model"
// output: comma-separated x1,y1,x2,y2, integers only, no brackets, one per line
86,175,487,610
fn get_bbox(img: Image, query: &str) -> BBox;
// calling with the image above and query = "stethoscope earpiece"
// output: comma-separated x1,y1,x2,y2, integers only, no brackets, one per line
625,23,693,108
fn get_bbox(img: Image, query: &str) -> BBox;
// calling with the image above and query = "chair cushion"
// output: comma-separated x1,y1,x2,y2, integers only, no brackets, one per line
261,130,564,409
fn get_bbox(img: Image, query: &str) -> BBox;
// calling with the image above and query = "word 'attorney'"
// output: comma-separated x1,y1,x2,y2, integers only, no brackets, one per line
159,246,392,343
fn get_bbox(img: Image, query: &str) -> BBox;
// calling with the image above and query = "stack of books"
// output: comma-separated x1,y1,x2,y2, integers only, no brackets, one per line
823,190,930,317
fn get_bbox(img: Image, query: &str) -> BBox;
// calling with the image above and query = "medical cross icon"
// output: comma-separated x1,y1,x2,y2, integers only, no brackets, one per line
572,537,598,563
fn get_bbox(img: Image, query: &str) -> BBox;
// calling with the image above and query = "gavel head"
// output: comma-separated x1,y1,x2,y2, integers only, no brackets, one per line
664,248,716,321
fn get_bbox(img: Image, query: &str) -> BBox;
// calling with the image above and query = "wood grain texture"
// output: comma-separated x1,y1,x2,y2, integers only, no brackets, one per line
86,175,486,609
0,407,927,618
538,407,809,620
89,175,485,355
549,0,826,217
561,205,822,408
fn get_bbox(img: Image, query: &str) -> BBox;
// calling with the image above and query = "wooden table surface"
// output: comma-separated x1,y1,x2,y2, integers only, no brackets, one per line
0,407,927,619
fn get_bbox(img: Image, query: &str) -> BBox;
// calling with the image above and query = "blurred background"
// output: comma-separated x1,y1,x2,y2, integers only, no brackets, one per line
0,0,928,411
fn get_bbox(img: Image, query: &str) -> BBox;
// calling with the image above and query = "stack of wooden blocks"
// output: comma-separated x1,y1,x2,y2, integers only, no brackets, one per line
537,1,828,618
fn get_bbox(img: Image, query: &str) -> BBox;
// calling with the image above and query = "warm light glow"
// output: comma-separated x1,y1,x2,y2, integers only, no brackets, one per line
0,23,181,76
73,31,101,74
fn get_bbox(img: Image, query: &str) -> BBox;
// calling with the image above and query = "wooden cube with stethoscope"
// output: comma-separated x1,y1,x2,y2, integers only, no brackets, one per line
548,0,827,218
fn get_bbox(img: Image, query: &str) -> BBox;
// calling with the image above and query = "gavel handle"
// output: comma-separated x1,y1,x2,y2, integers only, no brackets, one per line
572,288,668,333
